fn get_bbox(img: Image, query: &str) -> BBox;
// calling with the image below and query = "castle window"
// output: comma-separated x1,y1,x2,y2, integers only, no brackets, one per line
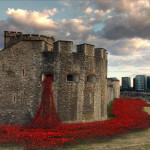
67,74,79,82
89,93,93,104
42,73,56,81
46,74,55,81
67,75,73,81
12,93,17,104
14,95,16,103
87,75,96,82
21,68,25,77
23,69,25,76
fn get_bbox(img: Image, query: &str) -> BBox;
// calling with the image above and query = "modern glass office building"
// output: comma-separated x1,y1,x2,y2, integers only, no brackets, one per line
122,77,131,91
147,76,150,89
133,75,147,92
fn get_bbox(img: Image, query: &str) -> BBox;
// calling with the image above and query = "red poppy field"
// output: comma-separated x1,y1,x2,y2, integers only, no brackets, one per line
0,77,150,149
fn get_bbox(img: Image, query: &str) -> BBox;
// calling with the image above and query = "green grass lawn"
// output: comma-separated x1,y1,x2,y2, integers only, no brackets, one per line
107,99,115,119
143,101,150,114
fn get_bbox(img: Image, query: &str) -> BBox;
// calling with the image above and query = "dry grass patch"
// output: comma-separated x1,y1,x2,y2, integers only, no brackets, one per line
143,101,150,114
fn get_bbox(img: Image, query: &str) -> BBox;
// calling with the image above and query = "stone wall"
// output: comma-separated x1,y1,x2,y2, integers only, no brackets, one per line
0,40,45,124
107,79,120,105
42,42,108,123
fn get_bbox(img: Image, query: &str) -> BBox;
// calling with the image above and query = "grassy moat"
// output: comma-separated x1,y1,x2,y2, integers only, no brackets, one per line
143,101,150,114
107,100,115,119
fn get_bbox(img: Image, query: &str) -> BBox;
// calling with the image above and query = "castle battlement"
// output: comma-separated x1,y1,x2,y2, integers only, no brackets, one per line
52,40,107,58
95,48,108,59
77,43,95,56
4,31,107,58
4,31,23,37
4,31,55,49
54,40,73,53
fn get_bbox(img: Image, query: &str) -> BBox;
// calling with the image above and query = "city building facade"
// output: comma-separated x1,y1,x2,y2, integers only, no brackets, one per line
133,75,147,92
147,76,150,89
122,77,131,91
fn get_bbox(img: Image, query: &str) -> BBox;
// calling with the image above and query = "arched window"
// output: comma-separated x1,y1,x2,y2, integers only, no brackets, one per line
66,73,79,82
87,75,96,82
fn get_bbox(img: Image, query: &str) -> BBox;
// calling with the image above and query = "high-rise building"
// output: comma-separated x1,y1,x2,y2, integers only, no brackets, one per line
122,77,131,91
134,75,147,92
133,77,136,91
147,76,150,89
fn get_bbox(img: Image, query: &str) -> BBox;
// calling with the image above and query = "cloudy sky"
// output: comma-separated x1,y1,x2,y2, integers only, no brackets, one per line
0,0,150,86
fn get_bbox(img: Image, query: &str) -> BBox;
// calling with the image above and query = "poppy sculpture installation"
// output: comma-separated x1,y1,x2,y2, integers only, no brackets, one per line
0,77,150,149
24,76,61,129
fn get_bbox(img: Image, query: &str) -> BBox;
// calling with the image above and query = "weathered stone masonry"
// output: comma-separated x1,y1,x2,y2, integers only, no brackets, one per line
0,31,108,125
107,78,120,105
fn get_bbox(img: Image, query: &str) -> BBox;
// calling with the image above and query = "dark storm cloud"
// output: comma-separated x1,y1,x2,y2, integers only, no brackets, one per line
100,15,150,40
89,0,150,40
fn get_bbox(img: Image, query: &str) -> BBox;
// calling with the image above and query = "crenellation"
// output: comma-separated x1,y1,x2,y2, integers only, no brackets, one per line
95,48,107,59
77,43,95,56
10,31,17,36
95,48,102,56
54,40,73,53
4,31,55,49
22,34,31,40
39,35,48,42
4,31,17,37
30,34,40,40
16,32,23,36
4,31,10,37
4,31,23,37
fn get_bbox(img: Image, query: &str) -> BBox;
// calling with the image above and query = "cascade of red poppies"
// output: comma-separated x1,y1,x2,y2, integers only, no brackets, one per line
24,76,61,129
1,99,150,149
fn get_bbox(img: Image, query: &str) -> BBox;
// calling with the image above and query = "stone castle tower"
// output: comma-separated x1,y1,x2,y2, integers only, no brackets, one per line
0,31,108,125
